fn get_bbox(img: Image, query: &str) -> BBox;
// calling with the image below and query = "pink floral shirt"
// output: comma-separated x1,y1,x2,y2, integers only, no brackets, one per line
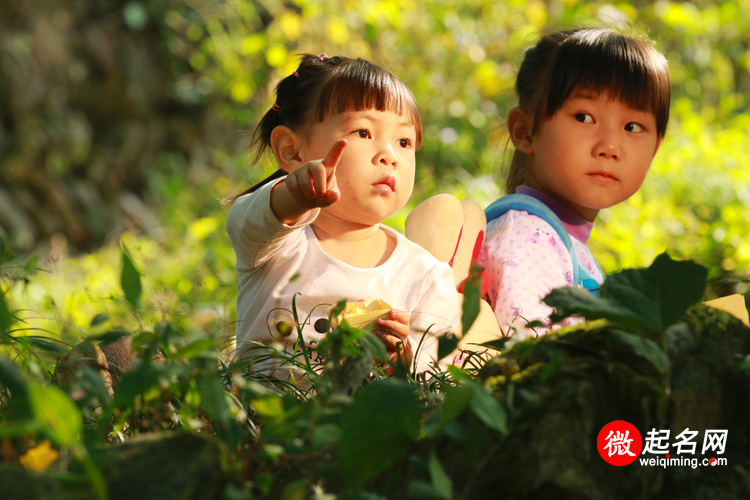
477,186,604,336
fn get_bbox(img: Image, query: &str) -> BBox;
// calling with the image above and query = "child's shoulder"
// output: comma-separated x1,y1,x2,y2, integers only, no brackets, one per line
486,208,559,240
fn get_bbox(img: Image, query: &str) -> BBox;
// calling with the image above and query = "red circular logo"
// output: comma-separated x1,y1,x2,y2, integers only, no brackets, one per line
709,458,717,466
597,421,643,466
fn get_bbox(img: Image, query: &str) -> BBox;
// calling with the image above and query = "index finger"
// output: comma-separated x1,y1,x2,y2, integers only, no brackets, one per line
322,139,347,171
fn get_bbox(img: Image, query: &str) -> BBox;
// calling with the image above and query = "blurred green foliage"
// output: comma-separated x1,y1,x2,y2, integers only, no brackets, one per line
156,0,750,282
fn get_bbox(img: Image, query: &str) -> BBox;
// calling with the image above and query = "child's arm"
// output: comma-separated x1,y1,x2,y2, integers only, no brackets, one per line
271,140,347,224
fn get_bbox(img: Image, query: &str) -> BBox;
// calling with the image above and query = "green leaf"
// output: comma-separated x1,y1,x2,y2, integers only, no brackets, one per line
546,252,707,333
195,358,240,448
86,328,130,344
428,449,453,499
357,331,388,361
27,382,82,448
610,329,671,373
437,332,460,360
741,355,750,373
407,480,441,498
311,423,340,450
340,378,421,489
477,337,511,352
545,287,649,333
90,313,109,327
461,267,481,334
112,363,177,408
0,291,12,336
467,380,507,434
174,337,215,359
425,383,473,438
0,355,32,419
120,246,142,310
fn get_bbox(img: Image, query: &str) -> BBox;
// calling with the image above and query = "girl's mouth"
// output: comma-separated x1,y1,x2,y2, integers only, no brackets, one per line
373,175,396,193
588,171,618,183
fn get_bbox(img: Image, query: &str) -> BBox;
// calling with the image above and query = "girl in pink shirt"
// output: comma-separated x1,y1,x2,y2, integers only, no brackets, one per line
478,28,671,336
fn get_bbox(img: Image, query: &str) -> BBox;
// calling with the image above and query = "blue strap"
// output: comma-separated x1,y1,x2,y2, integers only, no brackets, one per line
485,194,603,295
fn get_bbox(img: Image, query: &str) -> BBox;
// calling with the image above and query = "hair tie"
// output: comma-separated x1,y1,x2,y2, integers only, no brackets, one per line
293,71,299,78
272,102,280,111
318,53,328,62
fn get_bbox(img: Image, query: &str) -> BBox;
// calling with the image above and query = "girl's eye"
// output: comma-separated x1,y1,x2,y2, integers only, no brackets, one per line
574,113,593,124
355,129,370,139
398,138,412,148
625,122,644,133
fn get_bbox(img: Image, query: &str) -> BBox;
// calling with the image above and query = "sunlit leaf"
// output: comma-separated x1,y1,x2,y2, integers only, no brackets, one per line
546,252,707,333
27,382,82,448
120,246,142,310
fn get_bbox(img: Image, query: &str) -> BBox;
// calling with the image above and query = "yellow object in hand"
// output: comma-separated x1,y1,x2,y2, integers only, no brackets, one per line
328,298,392,332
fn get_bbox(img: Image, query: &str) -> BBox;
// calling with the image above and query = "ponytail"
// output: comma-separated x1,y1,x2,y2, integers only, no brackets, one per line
505,150,526,195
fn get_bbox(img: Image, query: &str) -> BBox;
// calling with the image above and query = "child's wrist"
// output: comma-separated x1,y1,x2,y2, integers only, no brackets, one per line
270,179,307,225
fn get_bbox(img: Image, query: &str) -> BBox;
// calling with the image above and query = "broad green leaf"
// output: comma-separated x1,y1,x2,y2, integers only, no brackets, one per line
428,449,453,500
546,253,707,333
467,380,507,434
120,246,142,310
601,252,707,331
27,382,82,448
340,378,421,489
610,330,671,373
545,286,649,333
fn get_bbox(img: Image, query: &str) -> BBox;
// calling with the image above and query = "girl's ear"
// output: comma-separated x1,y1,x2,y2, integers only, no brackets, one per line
507,107,534,154
270,126,304,171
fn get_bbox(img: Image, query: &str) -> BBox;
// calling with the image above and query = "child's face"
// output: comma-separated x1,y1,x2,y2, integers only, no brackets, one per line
299,109,417,226
524,93,662,221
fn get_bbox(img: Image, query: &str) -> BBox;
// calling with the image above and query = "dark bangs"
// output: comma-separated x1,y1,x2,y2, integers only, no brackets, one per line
538,30,670,137
313,59,423,148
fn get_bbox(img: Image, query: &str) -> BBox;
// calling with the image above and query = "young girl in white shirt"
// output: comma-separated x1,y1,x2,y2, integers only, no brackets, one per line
478,28,671,336
226,54,459,380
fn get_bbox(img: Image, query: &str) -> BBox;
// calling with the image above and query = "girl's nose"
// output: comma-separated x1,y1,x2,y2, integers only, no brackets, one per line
593,134,620,160
378,144,398,167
